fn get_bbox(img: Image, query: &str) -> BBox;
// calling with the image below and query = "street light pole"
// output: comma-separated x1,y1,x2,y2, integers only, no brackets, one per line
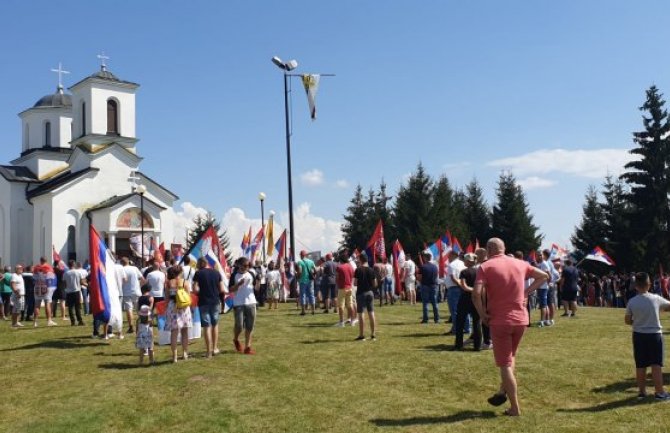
282,70,296,263
136,184,147,266
259,192,266,264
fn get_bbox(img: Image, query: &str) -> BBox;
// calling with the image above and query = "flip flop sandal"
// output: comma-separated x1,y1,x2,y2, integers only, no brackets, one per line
487,392,508,406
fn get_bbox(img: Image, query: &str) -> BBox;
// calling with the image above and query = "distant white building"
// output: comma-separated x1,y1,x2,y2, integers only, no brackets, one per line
0,61,178,266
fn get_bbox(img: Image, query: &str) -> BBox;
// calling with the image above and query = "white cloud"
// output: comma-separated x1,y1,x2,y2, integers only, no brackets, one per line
487,148,638,179
300,169,324,186
221,203,342,258
169,201,209,244
516,176,557,190
335,179,350,188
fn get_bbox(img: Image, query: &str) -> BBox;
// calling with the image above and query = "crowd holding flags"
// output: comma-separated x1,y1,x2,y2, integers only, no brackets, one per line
183,225,228,278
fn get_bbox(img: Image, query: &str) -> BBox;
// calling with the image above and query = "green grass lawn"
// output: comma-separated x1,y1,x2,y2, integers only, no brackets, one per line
1,303,669,433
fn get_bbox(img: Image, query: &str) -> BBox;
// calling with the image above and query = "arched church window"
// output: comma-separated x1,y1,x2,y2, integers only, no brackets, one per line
81,101,86,137
45,121,51,147
107,99,119,135
67,225,76,260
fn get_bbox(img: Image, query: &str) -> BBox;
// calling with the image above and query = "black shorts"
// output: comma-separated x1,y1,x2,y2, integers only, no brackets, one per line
562,289,577,302
320,283,336,300
633,332,664,368
356,291,374,314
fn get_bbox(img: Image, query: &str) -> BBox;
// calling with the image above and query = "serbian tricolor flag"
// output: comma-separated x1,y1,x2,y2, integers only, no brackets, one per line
184,225,228,282
391,239,405,294
274,229,287,261
222,293,235,314
89,224,123,330
366,220,386,263
240,226,251,253
52,245,61,263
249,225,265,261
451,235,462,254
584,246,615,266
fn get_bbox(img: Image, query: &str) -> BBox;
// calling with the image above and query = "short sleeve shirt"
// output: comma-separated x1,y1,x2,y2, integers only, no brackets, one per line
475,254,535,326
233,271,257,306
561,266,579,291
354,266,376,292
298,258,315,284
2,273,12,294
11,274,25,296
626,293,670,333
193,268,222,306
336,262,354,289
403,260,416,283
122,266,143,297
146,270,166,298
419,263,438,287
64,269,82,293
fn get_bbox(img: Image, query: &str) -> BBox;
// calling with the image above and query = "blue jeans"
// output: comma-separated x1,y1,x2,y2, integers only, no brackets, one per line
299,281,315,305
447,286,470,333
420,285,440,323
383,277,393,295
81,288,89,315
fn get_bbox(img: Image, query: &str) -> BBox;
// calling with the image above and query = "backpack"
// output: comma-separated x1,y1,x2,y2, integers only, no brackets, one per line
175,279,191,309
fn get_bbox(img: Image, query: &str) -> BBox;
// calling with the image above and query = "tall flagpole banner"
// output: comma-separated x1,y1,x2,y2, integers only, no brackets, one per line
301,74,321,120
89,224,123,331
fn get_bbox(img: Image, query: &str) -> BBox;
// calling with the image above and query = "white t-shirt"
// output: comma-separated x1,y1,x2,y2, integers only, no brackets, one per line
539,260,552,289
147,270,166,298
233,271,257,306
626,292,670,334
11,273,25,296
445,259,465,287
266,269,281,289
77,269,88,287
122,265,143,297
385,263,393,279
64,269,82,293
403,260,416,283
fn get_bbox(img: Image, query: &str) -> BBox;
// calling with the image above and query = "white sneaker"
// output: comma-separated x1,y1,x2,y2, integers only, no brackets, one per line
34,322,38,328
549,320,555,326
118,335,125,340
537,321,544,328
351,319,359,326
481,343,493,350
47,320,57,326
333,322,345,328
344,319,351,325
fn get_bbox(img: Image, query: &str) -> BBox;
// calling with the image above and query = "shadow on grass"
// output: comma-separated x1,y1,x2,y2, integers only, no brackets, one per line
98,360,173,370
399,332,441,338
370,410,496,426
423,343,451,351
292,323,338,328
93,351,138,357
0,340,107,351
557,396,658,413
592,373,670,394
382,321,409,326
301,339,356,345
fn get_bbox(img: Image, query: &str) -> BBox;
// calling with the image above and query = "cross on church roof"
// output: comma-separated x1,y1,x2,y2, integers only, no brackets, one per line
50,62,70,93
97,52,110,71
128,171,141,191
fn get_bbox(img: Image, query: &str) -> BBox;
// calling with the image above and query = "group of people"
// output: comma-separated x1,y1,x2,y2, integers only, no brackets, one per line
4,235,670,415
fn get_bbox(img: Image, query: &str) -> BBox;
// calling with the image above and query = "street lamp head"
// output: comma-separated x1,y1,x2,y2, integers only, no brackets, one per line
269,210,275,217
136,184,147,195
258,192,266,201
271,56,298,71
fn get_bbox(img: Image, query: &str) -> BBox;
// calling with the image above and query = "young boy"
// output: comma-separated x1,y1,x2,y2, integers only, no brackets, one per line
625,272,670,400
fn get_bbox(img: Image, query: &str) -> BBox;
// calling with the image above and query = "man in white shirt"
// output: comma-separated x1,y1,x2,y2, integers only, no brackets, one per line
402,254,417,305
146,261,166,304
445,251,468,335
10,264,26,328
121,257,145,333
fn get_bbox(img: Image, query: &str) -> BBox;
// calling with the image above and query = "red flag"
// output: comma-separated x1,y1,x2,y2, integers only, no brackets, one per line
52,245,61,263
475,239,480,250
275,230,287,262
366,220,386,263
437,237,446,278
392,240,405,295
465,242,474,254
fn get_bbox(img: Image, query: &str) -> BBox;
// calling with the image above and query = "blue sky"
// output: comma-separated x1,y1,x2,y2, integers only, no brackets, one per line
1,1,669,255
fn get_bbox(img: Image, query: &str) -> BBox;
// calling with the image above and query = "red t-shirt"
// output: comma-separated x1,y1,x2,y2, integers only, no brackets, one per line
475,254,535,326
336,262,354,289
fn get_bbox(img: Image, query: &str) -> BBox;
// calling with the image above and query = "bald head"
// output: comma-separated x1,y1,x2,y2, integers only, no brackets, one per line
487,238,505,257
475,247,487,263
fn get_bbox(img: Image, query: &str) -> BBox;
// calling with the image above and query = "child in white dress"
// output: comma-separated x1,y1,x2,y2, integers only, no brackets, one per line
136,305,155,365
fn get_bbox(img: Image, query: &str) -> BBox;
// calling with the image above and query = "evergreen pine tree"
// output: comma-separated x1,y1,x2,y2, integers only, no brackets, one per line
601,175,632,271
463,178,491,245
620,85,670,272
571,185,607,254
393,163,434,255
431,175,461,240
491,172,543,253
341,184,369,251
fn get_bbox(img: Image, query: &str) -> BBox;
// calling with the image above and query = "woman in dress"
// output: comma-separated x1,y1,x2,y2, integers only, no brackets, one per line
165,265,192,362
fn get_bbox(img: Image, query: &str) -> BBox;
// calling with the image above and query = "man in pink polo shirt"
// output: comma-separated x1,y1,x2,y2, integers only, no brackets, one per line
473,238,548,416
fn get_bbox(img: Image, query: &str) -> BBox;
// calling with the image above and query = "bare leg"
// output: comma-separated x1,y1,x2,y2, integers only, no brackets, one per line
212,324,219,352
500,366,520,415
181,328,189,358
203,326,213,356
171,329,179,362
651,365,665,394
244,329,253,349
636,367,647,394
369,311,376,337
139,350,145,365
569,301,578,316
357,312,365,337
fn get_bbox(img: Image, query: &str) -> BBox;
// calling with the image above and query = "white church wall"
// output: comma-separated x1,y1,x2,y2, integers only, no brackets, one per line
20,108,73,152
8,183,33,266
90,86,136,138
0,181,7,267
58,115,73,148
31,198,51,264
70,87,92,139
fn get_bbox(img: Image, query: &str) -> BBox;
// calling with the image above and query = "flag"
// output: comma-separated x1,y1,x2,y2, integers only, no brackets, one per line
185,225,228,281
240,226,251,252
392,240,405,295
249,226,265,262
426,241,439,260
159,242,165,260
584,246,615,266
171,243,184,262
52,245,61,263
274,230,287,261
88,224,122,330
366,220,386,263
301,74,321,120
549,243,568,260
266,214,275,256
528,250,537,263
451,235,462,254
465,242,474,254
437,237,447,278
222,293,235,314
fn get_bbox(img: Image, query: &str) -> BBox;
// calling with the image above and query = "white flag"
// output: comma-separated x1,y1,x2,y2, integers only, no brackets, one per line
301,74,320,120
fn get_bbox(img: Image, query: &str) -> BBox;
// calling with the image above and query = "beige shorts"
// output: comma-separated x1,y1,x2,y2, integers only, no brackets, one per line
337,289,353,310
405,280,416,292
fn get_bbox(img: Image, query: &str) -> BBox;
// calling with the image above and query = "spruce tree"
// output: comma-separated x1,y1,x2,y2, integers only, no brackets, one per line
491,172,543,253
463,178,491,245
620,85,670,272
341,184,369,251
571,185,607,254
393,163,434,255
431,175,461,240
601,175,632,271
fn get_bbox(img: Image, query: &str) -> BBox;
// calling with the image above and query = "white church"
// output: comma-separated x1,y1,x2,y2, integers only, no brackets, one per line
0,60,178,266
